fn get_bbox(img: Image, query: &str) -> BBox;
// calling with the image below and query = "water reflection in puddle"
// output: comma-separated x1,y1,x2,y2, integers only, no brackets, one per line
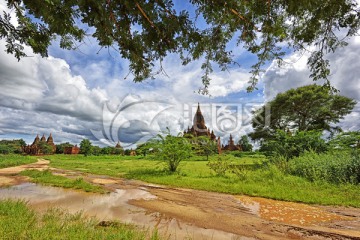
0,183,247,240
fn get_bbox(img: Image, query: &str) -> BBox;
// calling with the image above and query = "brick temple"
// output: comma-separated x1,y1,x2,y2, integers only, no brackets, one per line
23,133,56,155
64,145,80,154
184,103,242,153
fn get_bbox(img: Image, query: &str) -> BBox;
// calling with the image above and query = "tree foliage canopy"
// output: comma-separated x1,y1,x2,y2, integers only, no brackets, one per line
260,130,328,159
1,0,359,93
79,139,93,156
238,135,253,152
0,139,25,154
329,131,360,150
154,131,192,172
55,142,73,154
250,84,356,141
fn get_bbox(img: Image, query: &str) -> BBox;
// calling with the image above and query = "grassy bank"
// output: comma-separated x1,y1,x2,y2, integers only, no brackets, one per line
0,154,37,168
0,199,159,240
47,154,360,207
20,170,106,193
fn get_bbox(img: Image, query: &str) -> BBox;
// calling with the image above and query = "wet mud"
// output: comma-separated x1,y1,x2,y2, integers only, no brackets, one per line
0,159,360,239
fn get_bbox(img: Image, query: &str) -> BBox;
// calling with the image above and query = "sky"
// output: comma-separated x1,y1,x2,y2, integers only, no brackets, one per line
0,1,359,148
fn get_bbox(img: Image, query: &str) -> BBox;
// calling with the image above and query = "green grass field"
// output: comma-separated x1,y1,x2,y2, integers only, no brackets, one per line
20,169,106,193
46,154,360,207
0,199,160,240
0,154,37,168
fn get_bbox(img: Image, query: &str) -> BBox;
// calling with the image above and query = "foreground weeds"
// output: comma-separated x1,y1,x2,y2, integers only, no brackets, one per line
289,150,360,184
0,199,160,240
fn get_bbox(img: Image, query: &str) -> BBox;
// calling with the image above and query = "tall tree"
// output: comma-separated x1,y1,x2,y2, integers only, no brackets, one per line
154,131,192,172
1,1,359,92
250,84,356,141
238,135,253,152
79,139,93,156
193,136,218,161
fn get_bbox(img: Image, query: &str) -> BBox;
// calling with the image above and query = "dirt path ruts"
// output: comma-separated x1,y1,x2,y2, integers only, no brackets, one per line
0,159,51,186
1,159,360,239
0,159,50,176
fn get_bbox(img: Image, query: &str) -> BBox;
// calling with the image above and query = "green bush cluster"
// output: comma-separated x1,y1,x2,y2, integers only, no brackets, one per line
288,150,360,184
260,130,328,159
0,139,26,154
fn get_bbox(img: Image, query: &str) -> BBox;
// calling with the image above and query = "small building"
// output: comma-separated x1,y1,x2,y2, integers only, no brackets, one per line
222,134,242,151
64,145,80,154
130,150,136,156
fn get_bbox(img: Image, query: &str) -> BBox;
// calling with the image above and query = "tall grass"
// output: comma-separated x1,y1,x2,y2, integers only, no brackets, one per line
0,154,37,168
20,170,106,193
0,199,160,240
289,150,360,184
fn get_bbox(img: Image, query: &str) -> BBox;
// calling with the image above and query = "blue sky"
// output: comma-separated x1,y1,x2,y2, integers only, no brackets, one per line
0,0,359,148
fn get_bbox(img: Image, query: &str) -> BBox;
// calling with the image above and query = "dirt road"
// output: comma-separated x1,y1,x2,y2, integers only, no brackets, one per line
0,159,359,239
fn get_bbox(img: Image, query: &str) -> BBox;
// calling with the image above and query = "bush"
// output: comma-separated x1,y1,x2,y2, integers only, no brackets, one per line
328,131,360,150
269,154,289,173
230,164,250,180
207,157,229,176
288,150,360,184
260,130,328,159
154,132,192,172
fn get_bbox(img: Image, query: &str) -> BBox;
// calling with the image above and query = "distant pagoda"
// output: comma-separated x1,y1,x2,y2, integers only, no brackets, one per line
184,103,216,141
23,133,56,155
184,103,243,153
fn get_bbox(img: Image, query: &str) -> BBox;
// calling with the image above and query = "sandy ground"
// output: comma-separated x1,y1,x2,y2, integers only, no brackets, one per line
0,159,50,176
1,159,360,239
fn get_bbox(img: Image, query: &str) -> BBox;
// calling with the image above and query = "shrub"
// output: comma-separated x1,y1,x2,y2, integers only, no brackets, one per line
288,150,360,184
230,164,249,180
328,131,360,150
270,154,289,173
154,132,192,172
260,130,328,159
207,156,229,176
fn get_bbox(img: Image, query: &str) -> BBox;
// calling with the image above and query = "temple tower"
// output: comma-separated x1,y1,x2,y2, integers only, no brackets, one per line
40,134,46,142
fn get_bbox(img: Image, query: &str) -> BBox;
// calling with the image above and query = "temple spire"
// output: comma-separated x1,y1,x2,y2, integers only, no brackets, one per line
47,133,54,144
230,134,234,144
193,103,206,130
40,134,46,142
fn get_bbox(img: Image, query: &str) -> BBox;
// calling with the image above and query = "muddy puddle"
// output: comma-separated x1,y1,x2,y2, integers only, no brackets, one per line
236,196,351,226
0,183,245,240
